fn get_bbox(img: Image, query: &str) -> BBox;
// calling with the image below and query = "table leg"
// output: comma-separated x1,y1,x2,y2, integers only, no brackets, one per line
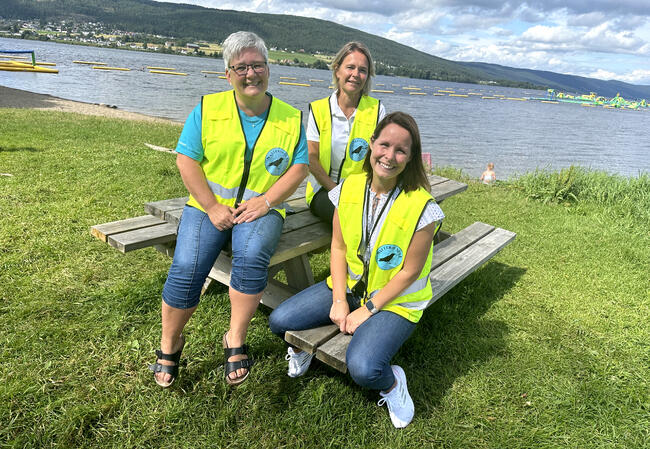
282,254,315,291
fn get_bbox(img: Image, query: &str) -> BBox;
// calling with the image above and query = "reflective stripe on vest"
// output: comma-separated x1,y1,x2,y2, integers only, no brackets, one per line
188,90,302,218
327,173,435,323
305,95,380,205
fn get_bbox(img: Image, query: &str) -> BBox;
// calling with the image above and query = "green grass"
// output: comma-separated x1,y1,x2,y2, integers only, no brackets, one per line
1,109,648,448
268,50,327,65
508,166,650,225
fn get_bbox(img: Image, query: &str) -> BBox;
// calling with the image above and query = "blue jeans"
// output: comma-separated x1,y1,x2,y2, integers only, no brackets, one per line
269,280,416,391
162,205,284,309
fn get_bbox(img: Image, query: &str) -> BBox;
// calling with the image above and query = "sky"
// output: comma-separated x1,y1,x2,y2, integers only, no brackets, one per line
159,0,650,85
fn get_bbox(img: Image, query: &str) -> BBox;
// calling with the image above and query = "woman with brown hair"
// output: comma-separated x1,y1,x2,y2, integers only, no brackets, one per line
270,112,444,428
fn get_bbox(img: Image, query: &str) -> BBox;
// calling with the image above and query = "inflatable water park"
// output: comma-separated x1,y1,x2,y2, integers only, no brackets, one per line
526,89,647,110
0,49,58,73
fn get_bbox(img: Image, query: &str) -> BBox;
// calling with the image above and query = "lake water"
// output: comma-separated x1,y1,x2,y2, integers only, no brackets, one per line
1,37,648,178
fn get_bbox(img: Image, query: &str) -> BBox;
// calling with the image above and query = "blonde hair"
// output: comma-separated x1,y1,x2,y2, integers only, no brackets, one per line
330,42,375,96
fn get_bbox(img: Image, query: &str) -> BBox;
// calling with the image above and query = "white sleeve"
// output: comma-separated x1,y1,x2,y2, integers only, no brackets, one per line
327,183,344,208
416,201,445,231
306,108,320,142
378,101,387,121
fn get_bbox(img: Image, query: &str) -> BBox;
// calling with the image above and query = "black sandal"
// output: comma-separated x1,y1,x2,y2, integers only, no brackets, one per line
148,335,185,388
223,332,254,386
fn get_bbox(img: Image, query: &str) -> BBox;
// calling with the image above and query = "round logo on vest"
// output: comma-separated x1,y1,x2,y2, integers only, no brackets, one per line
265,148,289,176
375,244,403,270
348,138,369,162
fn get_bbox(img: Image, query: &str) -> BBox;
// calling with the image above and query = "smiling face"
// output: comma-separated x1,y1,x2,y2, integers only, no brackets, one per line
334,50,369,98
369,123,413,186
225,47,269,101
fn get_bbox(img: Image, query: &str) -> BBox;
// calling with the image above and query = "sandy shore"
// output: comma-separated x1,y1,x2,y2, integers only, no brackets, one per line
0,85,180,124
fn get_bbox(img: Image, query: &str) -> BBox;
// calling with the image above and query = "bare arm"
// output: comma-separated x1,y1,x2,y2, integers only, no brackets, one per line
234,163,308,224
176,153,235,230
329,209,351,332
308,140,338,191
344,222,437,334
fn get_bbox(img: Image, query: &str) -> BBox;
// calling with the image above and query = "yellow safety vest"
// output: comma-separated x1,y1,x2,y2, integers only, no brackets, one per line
305,95,380,205
327,173,435,323
187,90,302,218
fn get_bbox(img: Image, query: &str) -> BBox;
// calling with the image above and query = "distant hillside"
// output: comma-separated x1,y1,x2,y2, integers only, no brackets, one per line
459,61,650,100
4,0,493,84
4,0,650,98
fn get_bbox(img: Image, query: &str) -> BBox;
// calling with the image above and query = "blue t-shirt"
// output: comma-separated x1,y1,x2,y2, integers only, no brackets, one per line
176,101,309,166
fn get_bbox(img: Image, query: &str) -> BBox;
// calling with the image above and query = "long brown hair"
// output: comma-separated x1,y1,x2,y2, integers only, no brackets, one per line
363,112,430,193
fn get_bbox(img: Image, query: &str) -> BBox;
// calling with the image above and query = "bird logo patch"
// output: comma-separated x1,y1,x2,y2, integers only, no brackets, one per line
376,244,403,270
265,148,289,176
348,138,369,162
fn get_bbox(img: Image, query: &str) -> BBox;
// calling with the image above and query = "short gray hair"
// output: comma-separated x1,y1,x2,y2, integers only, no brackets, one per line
222,31,268,71
331,41,375,97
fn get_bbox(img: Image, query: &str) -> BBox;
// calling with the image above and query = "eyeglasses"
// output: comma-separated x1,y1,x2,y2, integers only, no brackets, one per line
228,62,267,76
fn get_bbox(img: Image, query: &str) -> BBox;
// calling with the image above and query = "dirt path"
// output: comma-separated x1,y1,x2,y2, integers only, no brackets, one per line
0,85,180,124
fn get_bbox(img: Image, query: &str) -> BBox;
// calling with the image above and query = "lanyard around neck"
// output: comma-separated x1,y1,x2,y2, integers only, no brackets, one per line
361,182,398,260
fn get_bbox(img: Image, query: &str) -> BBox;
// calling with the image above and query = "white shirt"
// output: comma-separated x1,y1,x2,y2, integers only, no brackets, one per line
307,92,386,191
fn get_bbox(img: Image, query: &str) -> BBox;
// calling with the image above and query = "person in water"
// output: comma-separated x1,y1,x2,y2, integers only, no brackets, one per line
480,162,496,184
269,112,444,428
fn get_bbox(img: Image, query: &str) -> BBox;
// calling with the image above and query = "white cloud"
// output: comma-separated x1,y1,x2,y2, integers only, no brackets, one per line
581,22,645,52
587,68,618,80
157,0,650,85
394,11,446,31
620,69,650,84
521,25,578,43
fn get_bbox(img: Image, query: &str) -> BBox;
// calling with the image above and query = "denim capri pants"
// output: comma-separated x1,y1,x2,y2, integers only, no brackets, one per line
162,205,284,309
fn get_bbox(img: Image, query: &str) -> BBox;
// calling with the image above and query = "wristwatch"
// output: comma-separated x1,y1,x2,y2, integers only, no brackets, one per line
365,299,379,315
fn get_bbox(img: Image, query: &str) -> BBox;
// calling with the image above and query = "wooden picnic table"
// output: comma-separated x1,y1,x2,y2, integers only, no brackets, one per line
91,175,468,303
91,174,515,372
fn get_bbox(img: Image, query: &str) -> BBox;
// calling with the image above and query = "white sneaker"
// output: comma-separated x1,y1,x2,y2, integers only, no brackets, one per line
285,347,314,378
377,365,414,428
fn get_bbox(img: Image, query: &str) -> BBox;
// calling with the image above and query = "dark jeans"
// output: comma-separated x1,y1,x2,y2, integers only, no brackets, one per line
309,187,335,227
269,280,417,391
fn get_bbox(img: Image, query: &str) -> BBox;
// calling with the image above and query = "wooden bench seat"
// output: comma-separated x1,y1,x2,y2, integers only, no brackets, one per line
285,222,516,373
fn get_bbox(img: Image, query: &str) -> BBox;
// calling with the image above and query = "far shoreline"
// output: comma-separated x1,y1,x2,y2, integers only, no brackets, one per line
0,85,180,124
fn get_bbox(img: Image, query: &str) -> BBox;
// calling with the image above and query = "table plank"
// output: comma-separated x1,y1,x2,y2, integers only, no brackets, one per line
145,197,188,219
315,333,352,373
431,179,468,202
270,221,331,266
142,174,467,224
431,222,494,270
429,227,516,303
90,215,165,242
107,222,178,252
285,324,339,354
282,209,322,232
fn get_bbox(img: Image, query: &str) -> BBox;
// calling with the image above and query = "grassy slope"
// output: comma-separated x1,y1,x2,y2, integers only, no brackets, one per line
0,110,648,448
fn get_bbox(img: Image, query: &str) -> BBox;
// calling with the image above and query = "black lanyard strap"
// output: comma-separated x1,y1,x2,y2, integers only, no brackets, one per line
353,182,399,300
362,182,398,255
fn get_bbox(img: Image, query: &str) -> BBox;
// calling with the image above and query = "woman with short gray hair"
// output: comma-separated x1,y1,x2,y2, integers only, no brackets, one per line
149,31,309,388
